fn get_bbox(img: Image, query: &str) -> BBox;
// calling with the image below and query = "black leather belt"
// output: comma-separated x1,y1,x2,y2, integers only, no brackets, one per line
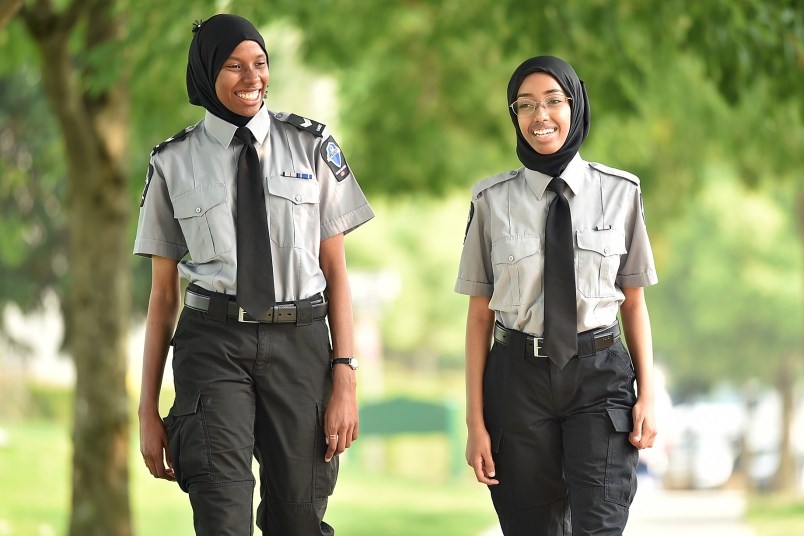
184,288,327,324
493,321,620,359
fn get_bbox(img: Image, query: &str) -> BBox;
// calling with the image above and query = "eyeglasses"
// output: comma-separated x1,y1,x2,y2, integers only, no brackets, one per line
509,94,572,116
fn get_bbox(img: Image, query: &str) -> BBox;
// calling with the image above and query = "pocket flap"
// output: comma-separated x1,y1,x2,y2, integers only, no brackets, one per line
267,176,319,204
576,228,626,256
491,236,540,264
172,184,226,218
171,392,201,416
606,407,633,433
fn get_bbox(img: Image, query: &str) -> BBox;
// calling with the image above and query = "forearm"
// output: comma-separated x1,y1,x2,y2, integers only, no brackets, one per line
620,286,654,401
139,257,181,417
320,234,357,391
465,295,494,429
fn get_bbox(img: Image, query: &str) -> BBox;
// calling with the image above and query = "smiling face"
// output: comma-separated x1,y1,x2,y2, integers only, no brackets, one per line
214,40,269,118
516,72,571,155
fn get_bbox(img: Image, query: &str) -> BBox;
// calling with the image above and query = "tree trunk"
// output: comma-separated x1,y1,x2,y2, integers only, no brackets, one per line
774,356,798,493
23,1,133,534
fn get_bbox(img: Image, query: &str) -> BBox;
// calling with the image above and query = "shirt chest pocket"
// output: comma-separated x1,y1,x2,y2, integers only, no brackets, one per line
172,184,234,263
490,236,542,308
575,228,626,298
266,176,320,249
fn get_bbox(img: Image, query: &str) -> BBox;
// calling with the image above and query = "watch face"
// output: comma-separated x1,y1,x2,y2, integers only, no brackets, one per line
349,357,359,370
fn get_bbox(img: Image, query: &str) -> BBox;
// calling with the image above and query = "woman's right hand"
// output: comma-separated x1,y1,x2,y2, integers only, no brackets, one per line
466,425,499,485
139,410,175,481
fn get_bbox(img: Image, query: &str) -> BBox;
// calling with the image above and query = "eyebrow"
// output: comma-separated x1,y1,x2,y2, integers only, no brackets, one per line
516,88,564,98
225,53,268,63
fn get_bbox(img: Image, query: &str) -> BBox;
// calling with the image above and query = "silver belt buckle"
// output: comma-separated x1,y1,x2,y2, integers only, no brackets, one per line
533,337,548,358
237,307,260,323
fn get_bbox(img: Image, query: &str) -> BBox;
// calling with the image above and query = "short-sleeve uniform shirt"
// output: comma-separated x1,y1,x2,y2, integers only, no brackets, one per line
134,107,374,301
455,153,658,335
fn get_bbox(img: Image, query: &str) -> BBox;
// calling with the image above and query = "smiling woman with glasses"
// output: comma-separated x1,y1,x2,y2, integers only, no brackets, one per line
455,55,659,536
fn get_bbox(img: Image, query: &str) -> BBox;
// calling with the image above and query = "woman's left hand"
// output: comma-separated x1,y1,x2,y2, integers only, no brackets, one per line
323,366,359,462
630,396,657,449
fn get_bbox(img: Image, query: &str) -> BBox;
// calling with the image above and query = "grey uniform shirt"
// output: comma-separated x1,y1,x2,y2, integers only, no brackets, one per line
134,107,374,301
455,153,658,335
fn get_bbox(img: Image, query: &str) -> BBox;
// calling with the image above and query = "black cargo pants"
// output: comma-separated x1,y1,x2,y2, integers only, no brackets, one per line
484,332,638,536
164,294,337,536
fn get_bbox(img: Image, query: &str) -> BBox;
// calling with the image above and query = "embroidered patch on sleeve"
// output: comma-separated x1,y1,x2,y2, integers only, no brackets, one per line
139,163,154,207
320,135,352,181
463,202,475,243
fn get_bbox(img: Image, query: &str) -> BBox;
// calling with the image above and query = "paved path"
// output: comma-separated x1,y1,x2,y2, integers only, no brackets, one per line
480,486,754,535
625,487,754,535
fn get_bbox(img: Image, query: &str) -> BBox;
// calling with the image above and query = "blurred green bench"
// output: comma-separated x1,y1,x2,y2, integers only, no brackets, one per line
358,396,464,479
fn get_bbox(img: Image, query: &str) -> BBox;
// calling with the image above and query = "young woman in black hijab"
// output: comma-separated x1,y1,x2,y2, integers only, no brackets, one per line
135,14,373,535
456,56,658,535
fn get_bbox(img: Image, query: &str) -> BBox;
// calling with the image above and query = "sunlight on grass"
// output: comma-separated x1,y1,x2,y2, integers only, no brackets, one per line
747,495,804,536
1,418,498,536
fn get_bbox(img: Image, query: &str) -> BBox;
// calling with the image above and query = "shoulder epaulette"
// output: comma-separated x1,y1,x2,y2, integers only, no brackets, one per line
274,112,326,137
471,169,522,199
589,162,640,185
150,124,197,157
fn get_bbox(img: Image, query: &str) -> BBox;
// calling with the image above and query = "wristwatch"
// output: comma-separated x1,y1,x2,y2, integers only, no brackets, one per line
331,357,359,370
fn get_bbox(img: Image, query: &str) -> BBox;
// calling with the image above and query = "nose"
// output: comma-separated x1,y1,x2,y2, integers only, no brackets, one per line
533,101,550,120
242,66,259,81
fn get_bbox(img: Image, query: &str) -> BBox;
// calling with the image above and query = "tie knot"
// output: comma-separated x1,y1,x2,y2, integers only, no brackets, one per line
547,177,567,196
234,127,255,145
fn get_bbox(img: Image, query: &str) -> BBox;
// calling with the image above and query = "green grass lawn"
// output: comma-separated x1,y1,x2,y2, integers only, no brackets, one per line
747,494,804,536
0,418,498,536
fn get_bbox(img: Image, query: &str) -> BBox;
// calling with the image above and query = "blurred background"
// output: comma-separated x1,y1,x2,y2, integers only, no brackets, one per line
0,0,801,535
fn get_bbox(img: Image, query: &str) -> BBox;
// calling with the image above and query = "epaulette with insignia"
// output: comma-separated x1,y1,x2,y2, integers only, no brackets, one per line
471,169,522,199
149,124,197,157
589,162,640,185
274,112,326,137
140,124,196,207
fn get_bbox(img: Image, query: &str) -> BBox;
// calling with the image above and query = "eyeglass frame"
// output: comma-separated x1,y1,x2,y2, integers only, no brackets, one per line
509,93,572,116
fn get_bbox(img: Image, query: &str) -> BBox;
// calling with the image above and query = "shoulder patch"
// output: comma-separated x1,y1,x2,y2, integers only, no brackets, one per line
589,162,640,185
471,169,521,199
274,112,326,137
150,124,197,157
139,163,155,207
320,135,352,181
463,202,475,243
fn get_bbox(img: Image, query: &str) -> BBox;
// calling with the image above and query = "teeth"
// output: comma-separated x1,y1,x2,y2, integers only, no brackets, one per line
236,91,260,100
532,128,555,137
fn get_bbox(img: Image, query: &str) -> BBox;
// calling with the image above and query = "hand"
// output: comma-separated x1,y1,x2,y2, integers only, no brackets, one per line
629,396,657,449
466,426,499,485
323,367,359,462
139,410,175,481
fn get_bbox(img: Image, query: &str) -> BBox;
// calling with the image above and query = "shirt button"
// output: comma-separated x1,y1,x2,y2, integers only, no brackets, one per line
508,255,514,262
195,207,201,213
294,195,302,202
603,247,610,254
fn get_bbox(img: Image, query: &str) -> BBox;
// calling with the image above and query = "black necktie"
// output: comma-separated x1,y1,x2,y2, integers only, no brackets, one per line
234,127,275,317
543,177,577,368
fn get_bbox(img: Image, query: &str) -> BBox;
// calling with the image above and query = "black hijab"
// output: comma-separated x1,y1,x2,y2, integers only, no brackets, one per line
507,56,590,177
186,14,268,126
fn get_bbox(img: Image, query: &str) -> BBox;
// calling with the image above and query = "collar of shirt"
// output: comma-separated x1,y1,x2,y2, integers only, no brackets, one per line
203,106,272,149
522,152,586,200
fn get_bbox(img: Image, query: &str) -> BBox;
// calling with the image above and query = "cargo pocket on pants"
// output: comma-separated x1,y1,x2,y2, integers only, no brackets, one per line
604,407,638,507
165,391,211,492
313,402,338,500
